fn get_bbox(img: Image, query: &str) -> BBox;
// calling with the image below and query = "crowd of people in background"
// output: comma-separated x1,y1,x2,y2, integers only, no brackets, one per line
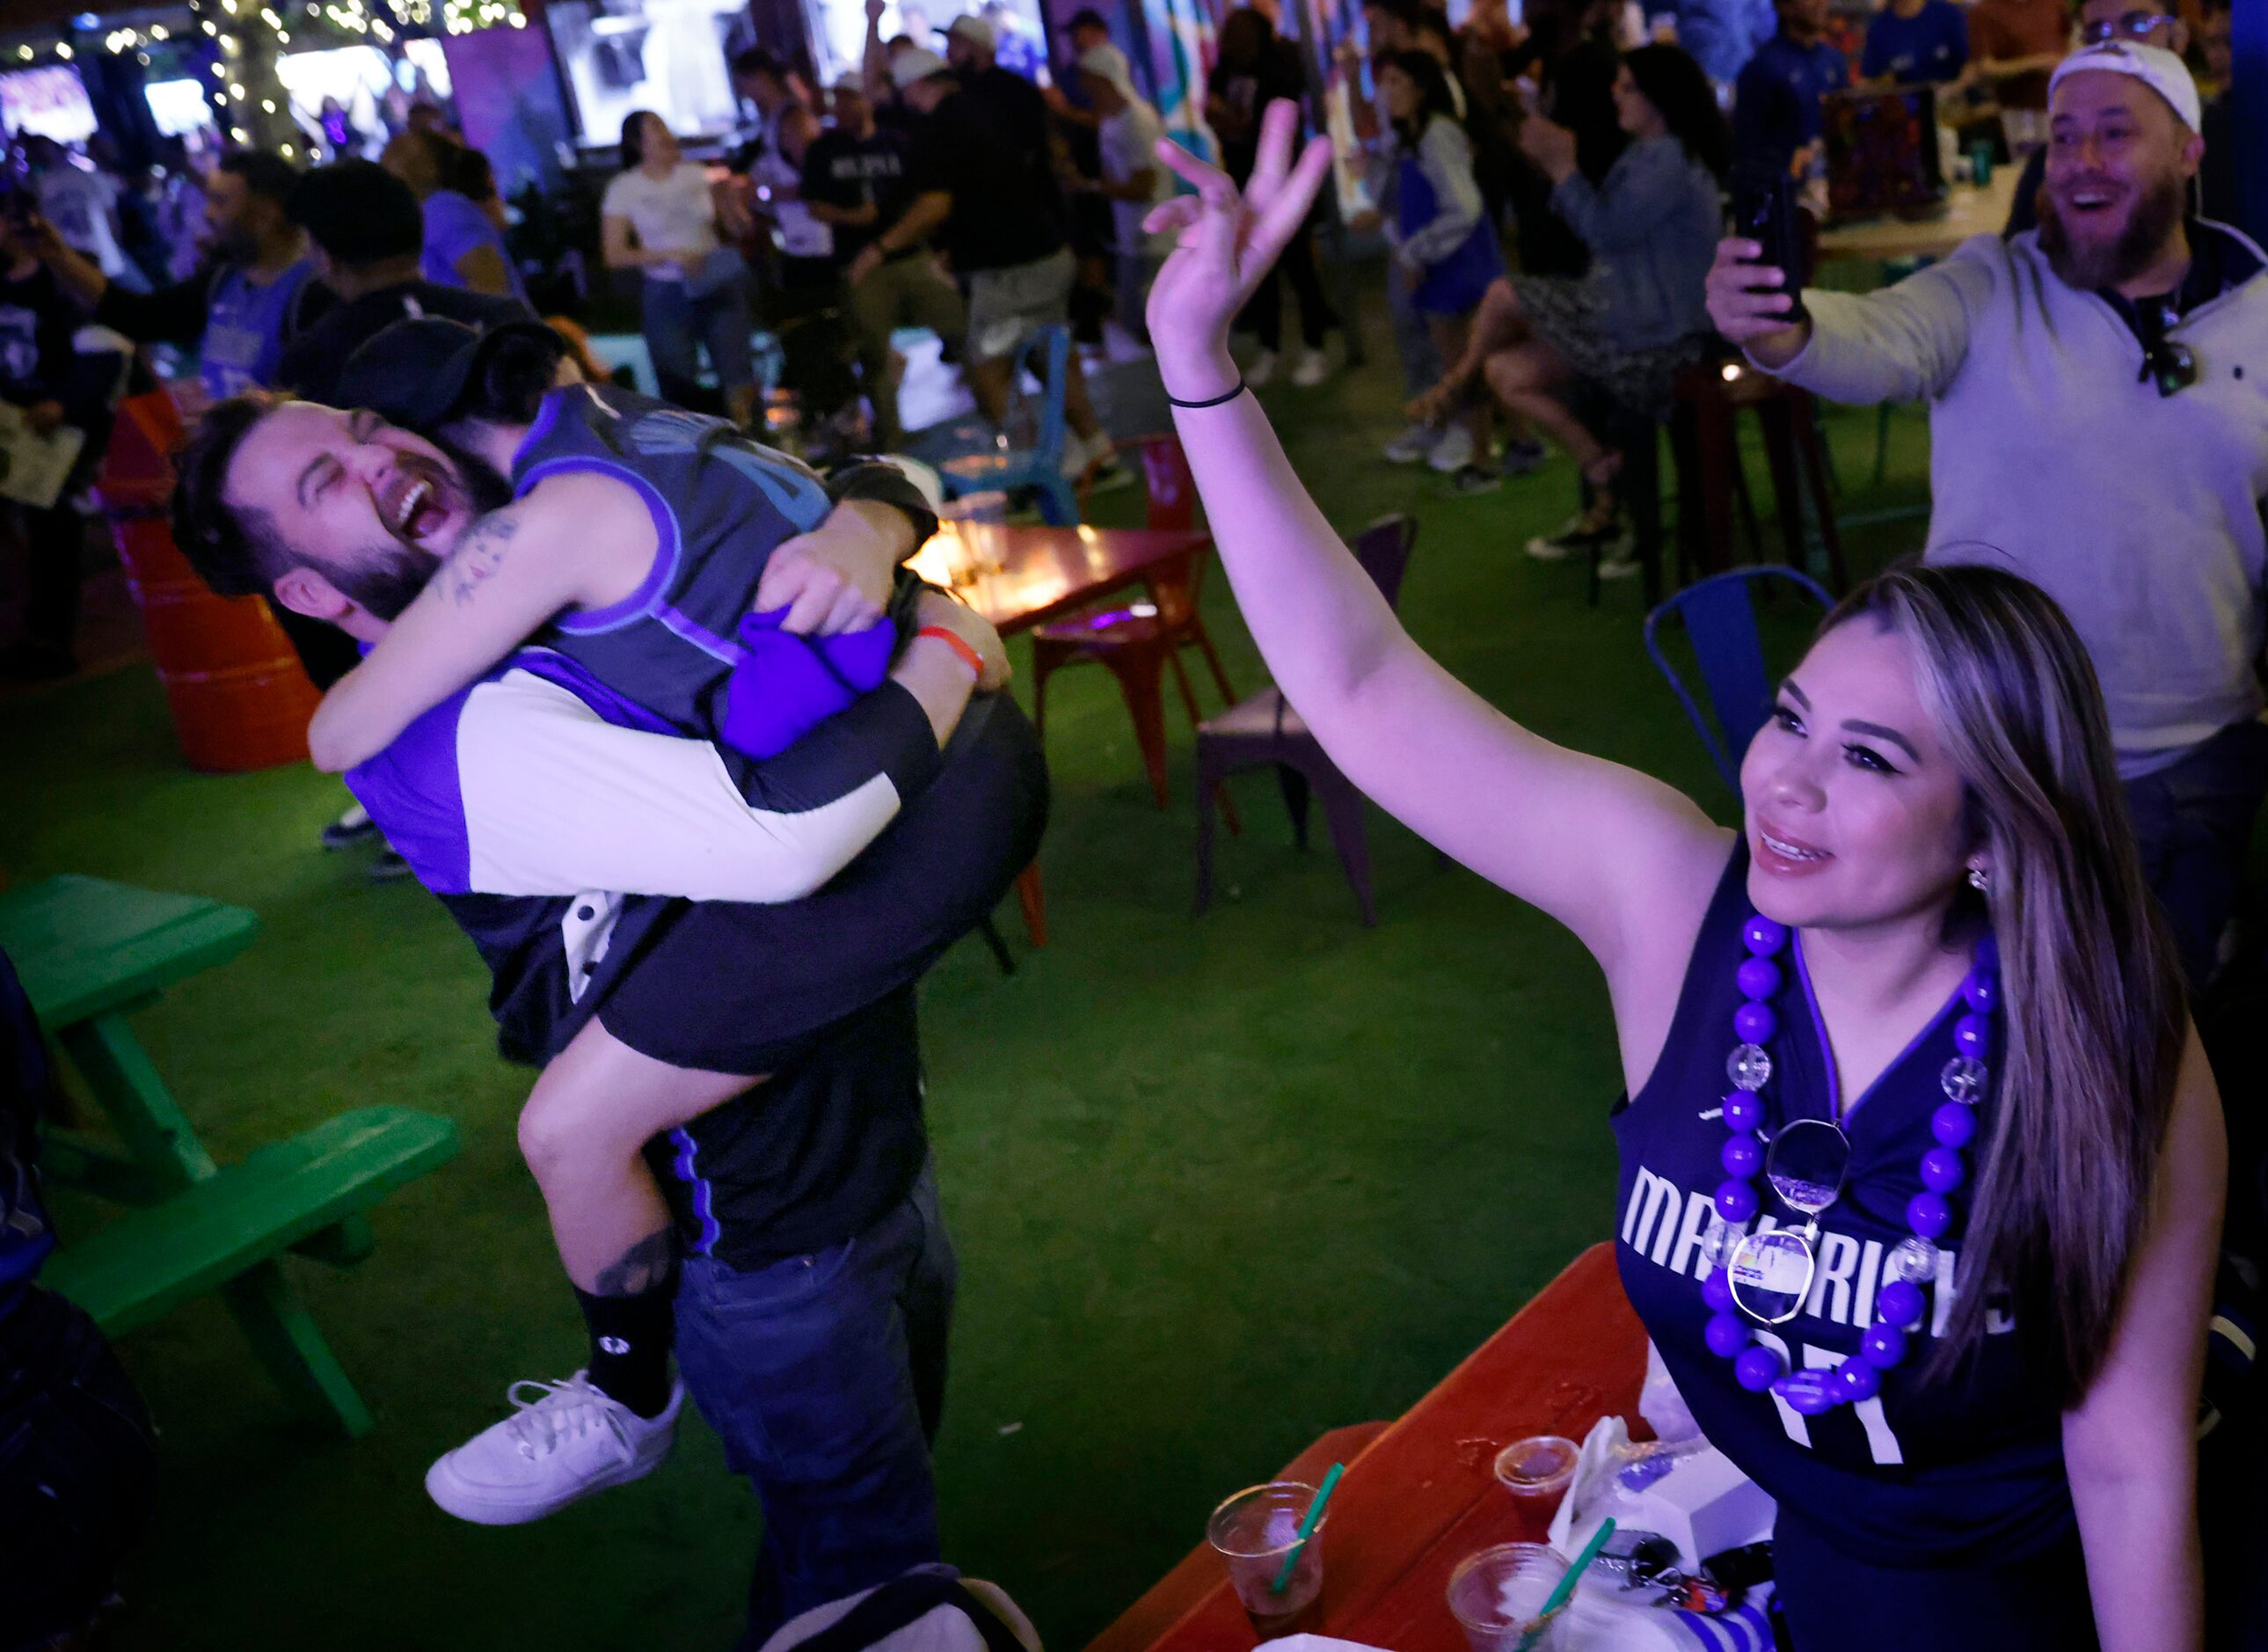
0,0,2262,1645
5,0,2245,669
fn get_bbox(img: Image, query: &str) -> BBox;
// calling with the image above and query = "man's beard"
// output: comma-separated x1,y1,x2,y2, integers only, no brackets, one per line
324,434,513,621
325,540,445,621
2038,171,2185,292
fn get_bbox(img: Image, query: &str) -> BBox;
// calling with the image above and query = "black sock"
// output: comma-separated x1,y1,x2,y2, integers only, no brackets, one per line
573,1243,678,1419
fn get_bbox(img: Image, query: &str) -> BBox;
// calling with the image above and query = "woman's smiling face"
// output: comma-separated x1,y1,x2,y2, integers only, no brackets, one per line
1739,617,1975,932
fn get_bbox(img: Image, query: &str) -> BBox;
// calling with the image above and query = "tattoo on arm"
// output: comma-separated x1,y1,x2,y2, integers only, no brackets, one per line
444,511,521,608
591,1228,678,1297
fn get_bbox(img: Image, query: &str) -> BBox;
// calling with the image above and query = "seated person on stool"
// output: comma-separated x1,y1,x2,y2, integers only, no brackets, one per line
1411,46,1725,574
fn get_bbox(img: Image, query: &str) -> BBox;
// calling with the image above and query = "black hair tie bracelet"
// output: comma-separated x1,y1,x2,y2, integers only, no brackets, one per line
1165,378,1248,410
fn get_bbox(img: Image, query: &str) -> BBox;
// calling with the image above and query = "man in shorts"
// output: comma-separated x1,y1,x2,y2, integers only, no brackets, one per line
849,48,1124,485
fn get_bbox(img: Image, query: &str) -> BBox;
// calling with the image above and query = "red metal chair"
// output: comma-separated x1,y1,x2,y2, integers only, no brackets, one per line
1193,515,1418,927
1033,435,1239,812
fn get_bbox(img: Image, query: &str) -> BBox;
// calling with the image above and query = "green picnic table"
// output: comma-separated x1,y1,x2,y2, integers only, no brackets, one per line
0,874,459,1436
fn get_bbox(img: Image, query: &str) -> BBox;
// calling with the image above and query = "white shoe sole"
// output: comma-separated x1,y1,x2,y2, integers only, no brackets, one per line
424,1429,674,1525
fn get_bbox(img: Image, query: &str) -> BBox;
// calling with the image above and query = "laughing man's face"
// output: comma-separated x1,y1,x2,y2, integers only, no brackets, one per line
2040,71,2197,289
223,401,482,616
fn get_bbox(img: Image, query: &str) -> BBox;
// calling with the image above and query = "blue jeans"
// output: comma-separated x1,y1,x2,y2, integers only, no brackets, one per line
641,274,758,409
672,1162,957,1648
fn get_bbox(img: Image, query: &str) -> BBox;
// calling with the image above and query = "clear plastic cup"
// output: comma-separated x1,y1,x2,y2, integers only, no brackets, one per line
1207,1480,1327,1638
1492,1435,1579,1519
1447,1542,1572,1652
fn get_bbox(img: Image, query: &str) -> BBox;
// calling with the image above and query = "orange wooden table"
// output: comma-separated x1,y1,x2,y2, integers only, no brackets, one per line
908,523,1213,638
1088,1244,1649,1652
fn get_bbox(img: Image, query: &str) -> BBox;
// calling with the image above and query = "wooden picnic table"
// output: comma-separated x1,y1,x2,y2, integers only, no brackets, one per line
1815,170,2022,265
1089,1243,1649,1652
1,874,456,1436
909,523,1214,638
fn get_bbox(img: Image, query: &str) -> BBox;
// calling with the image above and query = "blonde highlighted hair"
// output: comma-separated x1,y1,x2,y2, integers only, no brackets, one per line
1821,563,2185,1401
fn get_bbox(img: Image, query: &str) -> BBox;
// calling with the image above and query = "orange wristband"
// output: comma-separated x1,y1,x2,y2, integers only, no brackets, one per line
916,625,984,679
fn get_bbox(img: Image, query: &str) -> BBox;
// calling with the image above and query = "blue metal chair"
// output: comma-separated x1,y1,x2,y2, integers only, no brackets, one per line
937,325,1079,527
1644,566,1834,791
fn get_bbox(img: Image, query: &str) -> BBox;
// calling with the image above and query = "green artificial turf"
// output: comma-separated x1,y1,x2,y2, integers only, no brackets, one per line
4,340,1937,1649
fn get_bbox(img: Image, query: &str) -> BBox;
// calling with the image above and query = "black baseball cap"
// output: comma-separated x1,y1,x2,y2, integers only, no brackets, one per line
336,316,562,430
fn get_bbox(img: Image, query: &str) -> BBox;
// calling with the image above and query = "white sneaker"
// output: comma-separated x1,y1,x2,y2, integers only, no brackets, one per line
1427,424,1477,474
1382,423,1440,464
425,1371,682,1526
1246,350,1280,387
1289,347,1331,388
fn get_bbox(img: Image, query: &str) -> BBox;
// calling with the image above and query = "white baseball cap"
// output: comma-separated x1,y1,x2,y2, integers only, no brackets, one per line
890,46,952,90
832,71,869,96
1076,42,1136,99
2047,40,2202,133
944,14,994,50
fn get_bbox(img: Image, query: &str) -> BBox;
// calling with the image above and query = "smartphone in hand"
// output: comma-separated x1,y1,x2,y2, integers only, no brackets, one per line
1731,164,1809,327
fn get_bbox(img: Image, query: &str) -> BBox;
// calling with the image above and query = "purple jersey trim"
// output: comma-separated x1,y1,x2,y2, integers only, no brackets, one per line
655,602,749,665
519,454,684,636
667,1126,723,1255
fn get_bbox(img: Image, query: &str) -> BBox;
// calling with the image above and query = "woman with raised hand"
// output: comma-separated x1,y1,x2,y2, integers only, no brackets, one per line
1140,102,2222,1652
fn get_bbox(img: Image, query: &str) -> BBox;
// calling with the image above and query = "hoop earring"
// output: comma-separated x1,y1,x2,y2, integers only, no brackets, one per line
1966,867,1989,893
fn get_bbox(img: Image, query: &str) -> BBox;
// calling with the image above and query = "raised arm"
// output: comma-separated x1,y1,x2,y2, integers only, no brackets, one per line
307,470,656,771
1142,105,1726,993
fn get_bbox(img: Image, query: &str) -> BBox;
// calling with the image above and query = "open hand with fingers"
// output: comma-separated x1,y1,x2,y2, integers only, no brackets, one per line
1141,98,1335,402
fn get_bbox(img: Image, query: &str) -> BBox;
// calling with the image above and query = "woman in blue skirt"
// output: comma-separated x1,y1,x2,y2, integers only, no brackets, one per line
1375,51,1506,489
1136,101,2221,1651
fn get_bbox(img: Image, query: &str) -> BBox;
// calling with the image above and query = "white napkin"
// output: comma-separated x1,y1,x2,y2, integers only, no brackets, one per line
1545,1414,1633,1557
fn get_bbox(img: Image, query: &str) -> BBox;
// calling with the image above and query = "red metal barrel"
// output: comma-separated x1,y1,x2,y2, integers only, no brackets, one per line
97,393,317,774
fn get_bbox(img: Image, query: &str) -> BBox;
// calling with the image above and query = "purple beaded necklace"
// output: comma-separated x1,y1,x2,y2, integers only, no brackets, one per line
1698,913,1999,1416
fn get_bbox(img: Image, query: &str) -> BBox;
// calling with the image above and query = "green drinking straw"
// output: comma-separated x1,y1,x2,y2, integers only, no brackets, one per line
1513,1517,1618,1652
1269,1462,1345,1596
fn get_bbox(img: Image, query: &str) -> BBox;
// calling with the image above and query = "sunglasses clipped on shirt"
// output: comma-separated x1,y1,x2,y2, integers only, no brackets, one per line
2134,300,2199,398
2081,11,2177,43
2144,337,2199,398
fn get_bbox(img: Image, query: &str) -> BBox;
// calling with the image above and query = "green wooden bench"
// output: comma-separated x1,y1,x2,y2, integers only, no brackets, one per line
1,875,461,1437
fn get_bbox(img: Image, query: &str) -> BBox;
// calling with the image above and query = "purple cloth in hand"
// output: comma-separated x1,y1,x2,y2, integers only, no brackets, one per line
719,607,898,759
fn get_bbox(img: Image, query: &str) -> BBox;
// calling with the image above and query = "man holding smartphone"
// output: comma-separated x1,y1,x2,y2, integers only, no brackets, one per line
1705,42,2268,990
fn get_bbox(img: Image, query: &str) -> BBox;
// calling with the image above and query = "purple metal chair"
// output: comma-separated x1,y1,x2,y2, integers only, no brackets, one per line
1192,515,1418,927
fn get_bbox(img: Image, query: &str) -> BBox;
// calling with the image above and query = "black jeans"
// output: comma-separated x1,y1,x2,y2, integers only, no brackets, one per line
2122,719,2268,990
0,1286,157,1651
